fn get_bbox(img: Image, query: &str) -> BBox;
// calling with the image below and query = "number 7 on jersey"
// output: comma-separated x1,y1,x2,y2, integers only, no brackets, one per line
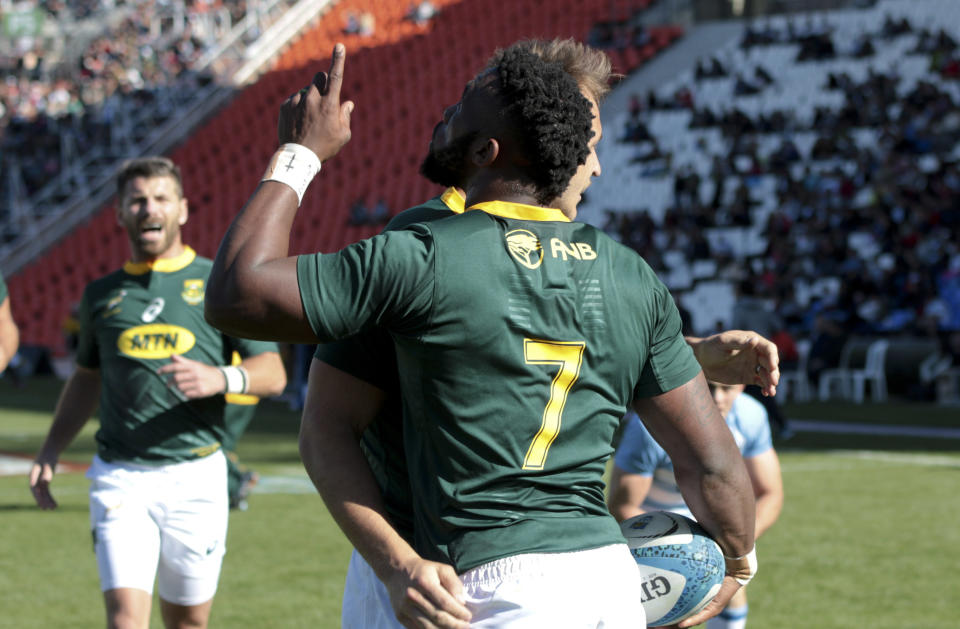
522,339,586,470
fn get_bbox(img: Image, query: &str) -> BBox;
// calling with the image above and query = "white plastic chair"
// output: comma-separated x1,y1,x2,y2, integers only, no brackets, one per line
779,339,811,402
851,339,889,403
818,341,856,401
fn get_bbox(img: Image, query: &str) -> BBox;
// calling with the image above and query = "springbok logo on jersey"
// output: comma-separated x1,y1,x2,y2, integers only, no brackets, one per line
102,290,127,318
506,229,543,270
181,279,205,305
118,324,196,359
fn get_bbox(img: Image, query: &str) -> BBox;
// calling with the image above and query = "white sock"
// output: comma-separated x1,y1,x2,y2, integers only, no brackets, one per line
706,604,748,629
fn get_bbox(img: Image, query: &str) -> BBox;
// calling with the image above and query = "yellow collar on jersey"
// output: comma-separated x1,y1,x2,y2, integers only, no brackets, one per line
123,246,196,275
441,187,466,213
467,200,570,222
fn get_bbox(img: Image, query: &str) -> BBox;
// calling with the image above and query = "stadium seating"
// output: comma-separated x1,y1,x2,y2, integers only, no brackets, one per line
7,0,682,349
778,338,812,402
850,339,890,404
581,0,960,389
818,340,856,402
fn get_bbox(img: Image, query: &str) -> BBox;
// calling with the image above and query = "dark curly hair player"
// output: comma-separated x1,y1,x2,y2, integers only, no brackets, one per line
491,47,595,204
421,47,596,213
207,41,758,629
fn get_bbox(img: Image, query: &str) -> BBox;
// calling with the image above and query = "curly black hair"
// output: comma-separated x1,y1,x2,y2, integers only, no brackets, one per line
492,47,595,205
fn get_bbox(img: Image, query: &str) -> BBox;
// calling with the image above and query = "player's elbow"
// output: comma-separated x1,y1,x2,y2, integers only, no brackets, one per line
204,298,243,338
203,275,256,338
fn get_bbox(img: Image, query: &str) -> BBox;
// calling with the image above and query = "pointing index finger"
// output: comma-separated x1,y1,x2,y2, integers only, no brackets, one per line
324,43,346,100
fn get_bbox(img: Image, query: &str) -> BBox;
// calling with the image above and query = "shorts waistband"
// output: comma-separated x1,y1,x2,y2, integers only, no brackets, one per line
92,449,225,473
459,544,628,586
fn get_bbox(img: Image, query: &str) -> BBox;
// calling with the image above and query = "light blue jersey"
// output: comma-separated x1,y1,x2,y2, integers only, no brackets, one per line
614,394,772,518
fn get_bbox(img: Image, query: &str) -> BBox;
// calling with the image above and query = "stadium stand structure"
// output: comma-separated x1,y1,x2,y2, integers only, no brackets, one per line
5,0,683,349
578,0,960,384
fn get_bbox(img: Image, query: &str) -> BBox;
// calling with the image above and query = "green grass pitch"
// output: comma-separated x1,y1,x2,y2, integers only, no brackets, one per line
1,375,957,627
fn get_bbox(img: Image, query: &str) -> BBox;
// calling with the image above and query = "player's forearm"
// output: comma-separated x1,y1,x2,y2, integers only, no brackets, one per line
299,359,415,578
674,458,754,558
753,490,783,539
299,408,418,579
0,300,19,372
634,374,755,557
238,351,288,397
38,367,101,462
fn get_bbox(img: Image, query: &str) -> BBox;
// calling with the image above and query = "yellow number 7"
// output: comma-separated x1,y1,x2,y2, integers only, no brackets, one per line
522,339,586,470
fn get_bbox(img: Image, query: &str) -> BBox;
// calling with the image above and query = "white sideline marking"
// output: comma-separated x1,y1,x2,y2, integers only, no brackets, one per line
782,450,960,471
791,420,960,439
251,475,315,495
0,456,33,476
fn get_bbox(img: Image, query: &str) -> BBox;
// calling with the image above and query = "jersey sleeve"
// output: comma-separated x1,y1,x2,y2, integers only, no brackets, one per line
613,413,664,476
314,326,396,392
0,271,7,302
227,335,280,359
633,277,702,399
296,226,436,342
75,286,99,369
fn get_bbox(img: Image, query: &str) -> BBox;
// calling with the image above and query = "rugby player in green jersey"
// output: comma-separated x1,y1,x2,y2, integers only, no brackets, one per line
0,270,19,374
29,157,286,629
301,39,781,629
207,44,759,628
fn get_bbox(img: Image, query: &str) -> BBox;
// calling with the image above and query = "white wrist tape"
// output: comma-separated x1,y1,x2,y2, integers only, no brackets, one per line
261,143,321,205
724,546,758,586
219,366,249,395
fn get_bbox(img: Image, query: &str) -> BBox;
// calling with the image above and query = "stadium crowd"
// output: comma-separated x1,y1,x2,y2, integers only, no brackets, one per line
1,0,278,198
609,12,960,381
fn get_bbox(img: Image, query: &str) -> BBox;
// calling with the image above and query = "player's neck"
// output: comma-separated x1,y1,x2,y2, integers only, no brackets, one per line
129,240,187,264
465,177,543,210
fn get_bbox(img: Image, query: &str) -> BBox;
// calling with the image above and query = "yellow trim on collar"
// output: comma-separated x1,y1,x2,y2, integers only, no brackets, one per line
123,246,197,275
441,188,466,214
467,200,570,223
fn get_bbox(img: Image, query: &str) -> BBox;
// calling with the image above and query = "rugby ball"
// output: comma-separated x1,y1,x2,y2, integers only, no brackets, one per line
621,511,725,627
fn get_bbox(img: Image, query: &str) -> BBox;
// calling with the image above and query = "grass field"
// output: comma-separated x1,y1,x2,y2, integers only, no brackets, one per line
1,375,958,628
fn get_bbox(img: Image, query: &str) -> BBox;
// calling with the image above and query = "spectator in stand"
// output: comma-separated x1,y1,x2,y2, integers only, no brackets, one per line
406,1,438,25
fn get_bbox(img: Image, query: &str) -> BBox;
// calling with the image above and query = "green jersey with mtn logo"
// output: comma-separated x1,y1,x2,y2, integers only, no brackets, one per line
77,247,277,464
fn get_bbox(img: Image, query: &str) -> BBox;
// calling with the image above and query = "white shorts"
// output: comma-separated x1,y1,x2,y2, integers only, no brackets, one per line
342,550,404,629
461,544,645,628
87,451,228,606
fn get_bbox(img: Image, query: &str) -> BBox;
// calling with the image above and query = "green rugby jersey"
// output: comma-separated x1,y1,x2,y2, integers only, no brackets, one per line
314,188,464,543
77,247,277,463
298,201,700,572
0,270,7,302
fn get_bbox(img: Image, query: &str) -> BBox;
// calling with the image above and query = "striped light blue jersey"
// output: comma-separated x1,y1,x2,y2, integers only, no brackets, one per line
614,394,772,518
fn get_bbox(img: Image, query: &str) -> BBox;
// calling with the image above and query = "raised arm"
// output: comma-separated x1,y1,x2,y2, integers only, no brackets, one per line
300,359,470,628
632,372,756,628
205,44,354,343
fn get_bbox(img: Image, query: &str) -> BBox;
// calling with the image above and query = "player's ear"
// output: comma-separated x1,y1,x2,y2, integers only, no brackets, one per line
471,137,499,167
178,198,189,226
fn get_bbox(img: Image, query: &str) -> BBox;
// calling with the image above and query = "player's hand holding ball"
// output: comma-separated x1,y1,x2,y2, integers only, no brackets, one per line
278,43,354,163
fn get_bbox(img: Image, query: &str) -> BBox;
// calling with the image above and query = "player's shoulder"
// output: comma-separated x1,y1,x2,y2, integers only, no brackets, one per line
84,267,128,297
574,223,655,268
185,254,214,273
384,195,459,232
731,394,769,432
